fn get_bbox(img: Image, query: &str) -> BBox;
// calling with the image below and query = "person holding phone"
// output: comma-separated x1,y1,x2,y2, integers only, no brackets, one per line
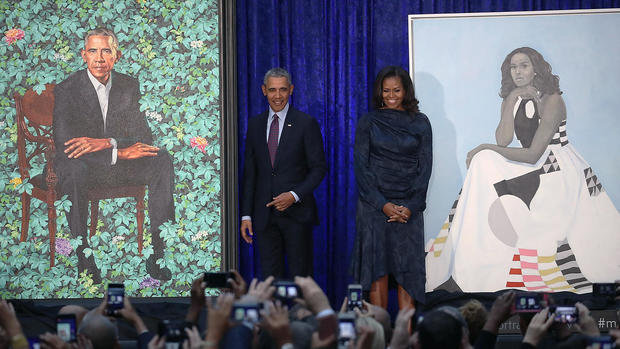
351,66,432,309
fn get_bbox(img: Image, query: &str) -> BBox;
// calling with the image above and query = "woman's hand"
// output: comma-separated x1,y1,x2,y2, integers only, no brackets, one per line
508,85,541,104
382,203,409,223
466,144,494,168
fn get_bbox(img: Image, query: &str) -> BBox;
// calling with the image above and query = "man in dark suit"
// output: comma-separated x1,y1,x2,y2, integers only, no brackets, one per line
240,68,326,278
53,28,174,282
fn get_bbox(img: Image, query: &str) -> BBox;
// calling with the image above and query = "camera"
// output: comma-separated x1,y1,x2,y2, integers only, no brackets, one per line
347,284,363,311
204,271,235,288
158,319,189,348
230,302,263,324
549,306,578,324
338,313,356,347
106,283,125,316
56,314,76,342
513,293,542,313
273,280,302,300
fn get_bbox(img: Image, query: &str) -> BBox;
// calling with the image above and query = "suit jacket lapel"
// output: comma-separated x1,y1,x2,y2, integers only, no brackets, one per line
78,70,105,136
106,71,123,136
256,112,272,168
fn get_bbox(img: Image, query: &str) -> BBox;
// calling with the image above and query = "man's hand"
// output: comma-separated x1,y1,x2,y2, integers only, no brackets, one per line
390,307,415,349
0,300,22,337
147,335,166,349
240,220,254,244
64,137,112,159
260,302,292,347
574,302,599,336
39,333,72,349
247,276,275,302
182,326,202,349
522,308,553,347
294,276,331,315
118,142,159,160
186,276,207,324
266,192,295,211
483,290,515,334
228,270,247,299
205,293,235,345
355,324,376,349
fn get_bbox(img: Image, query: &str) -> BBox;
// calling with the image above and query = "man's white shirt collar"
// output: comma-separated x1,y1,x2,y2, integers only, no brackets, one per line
86,69,112,93
269,102,289,121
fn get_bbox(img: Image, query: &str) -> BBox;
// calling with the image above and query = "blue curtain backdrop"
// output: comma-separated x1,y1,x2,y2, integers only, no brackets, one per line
236,0,619,307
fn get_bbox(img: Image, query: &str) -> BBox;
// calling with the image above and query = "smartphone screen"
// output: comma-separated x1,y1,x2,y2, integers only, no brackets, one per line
230,303,262,323
514,295,541,312
551,306,579,324
338,314,356,345
107,283,124,316
273,281,300,300
56,314,76,342
158,319,187,344
347,284,363,311
204,272,233,288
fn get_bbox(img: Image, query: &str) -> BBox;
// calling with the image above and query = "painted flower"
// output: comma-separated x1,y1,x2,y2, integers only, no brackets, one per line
190,136,208,153
55,238,73,256
191,230,209,242
190,40,203,48
10,177,22,189
4,28,25,45
146,110,163,122
53,52,69,62
111,235,125,244
139,276,161,289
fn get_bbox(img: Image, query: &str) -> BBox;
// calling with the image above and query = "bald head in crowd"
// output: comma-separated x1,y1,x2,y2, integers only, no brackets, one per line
78,313,120,349
57,305,89,328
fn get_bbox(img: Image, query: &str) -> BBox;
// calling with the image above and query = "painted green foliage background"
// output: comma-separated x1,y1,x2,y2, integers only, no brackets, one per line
0,0,222,298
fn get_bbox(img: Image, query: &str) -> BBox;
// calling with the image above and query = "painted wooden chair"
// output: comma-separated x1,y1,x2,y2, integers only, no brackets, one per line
14,84,145,267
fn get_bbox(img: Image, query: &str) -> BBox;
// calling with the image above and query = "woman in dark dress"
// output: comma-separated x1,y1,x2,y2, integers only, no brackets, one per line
351,66,432,309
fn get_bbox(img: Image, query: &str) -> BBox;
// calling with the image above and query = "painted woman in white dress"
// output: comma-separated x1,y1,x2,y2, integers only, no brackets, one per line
426,47,620,293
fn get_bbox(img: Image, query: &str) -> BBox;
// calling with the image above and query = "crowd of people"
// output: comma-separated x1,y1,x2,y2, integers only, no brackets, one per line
1,272,618,349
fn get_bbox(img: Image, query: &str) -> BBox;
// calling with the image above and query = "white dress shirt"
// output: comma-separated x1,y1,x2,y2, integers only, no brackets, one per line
86,69,118,164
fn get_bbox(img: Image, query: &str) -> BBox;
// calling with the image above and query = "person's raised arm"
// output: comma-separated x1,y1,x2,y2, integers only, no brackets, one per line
185,276,207,325
117,296,149,335
204,293,234,347
521,308,553,348
495,89,522,146
0,300,28,349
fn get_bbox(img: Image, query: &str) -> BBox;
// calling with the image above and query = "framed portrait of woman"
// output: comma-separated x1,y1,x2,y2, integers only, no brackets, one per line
408,9,620,293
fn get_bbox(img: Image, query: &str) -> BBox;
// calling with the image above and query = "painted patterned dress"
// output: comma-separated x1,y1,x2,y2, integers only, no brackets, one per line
425,96,620,293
